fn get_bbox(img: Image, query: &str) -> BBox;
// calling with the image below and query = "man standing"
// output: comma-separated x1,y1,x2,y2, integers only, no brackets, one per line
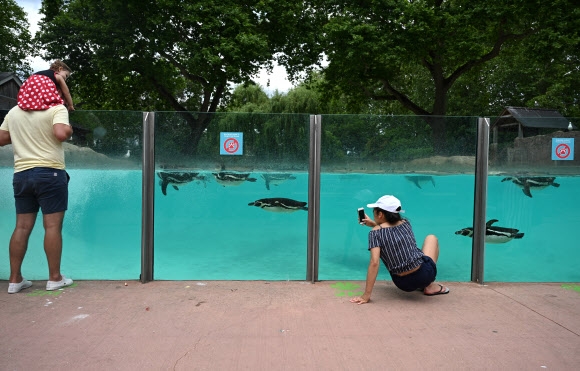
0,102,74,293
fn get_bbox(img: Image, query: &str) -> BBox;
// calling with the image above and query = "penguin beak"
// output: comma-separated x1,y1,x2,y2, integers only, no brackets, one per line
455,229,472,236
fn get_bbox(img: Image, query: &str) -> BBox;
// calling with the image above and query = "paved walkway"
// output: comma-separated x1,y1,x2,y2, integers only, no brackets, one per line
1,280,579,370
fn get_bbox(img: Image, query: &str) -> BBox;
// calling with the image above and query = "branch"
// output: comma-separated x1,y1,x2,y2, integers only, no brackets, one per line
146,73,187,112
208,84,225,113
445,23,534,88
159,51,227,113
378,78,431,115
361,65,424,111
361,84,397,101
200,88,212,113
159,51,208,87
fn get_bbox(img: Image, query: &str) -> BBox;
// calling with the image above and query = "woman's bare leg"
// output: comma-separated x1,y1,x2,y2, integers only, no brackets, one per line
421,234,439,262
421,235,449,295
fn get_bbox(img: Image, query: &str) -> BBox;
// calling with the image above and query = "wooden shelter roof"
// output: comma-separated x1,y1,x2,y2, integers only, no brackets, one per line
492,106,574,130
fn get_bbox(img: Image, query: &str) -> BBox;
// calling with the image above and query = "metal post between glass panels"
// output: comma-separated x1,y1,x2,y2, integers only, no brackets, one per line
307,115,321,282
471,117,490,284
141,112,155,283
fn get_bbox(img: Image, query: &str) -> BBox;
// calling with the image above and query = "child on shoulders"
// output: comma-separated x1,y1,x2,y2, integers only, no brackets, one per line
17,59,74,112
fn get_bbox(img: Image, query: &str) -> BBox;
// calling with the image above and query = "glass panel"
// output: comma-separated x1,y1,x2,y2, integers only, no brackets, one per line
0,110,143,280
0,108,14,258
318,114,479,282
487,115,579,281
153,112,310,280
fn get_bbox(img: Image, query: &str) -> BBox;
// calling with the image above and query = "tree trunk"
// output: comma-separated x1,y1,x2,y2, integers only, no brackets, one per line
424,116,447,155
179,112,213,156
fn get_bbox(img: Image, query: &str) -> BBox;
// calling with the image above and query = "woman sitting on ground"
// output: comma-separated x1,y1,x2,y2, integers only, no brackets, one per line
350,195,450,305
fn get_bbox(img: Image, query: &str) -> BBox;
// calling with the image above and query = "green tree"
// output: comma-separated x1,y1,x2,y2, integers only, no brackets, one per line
276,0,577,153
36,0,277,155
0,0,34,77
223,83,270,113
445,0,580,118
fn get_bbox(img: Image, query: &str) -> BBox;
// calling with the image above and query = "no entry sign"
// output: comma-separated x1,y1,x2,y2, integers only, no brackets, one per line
220,132,244,155
552,138,574,161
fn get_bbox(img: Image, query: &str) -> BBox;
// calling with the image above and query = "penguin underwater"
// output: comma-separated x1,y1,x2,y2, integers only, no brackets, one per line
405,175,435,189
248,198,308,213
455,219,524,244
157,171,206,195
501,176,560,198
212,171,257,186
261,173,297,190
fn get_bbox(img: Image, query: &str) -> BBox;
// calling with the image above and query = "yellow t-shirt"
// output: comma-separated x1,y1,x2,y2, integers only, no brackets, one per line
0,105,70,172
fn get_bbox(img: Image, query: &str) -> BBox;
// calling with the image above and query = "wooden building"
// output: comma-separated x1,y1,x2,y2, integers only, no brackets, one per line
0,72,23,121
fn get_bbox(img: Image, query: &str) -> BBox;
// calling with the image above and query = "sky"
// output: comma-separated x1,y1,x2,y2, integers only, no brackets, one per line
17,0,294,95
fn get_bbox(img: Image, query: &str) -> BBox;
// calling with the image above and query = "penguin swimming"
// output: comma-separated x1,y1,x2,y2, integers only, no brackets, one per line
405,175,435,189
261,173,297,190
212,172,257,187
501,176,560,198
248,198,308,213
455,219,524,244
157,171,204,195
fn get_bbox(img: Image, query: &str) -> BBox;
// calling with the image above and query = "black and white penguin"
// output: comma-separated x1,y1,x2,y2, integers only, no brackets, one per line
157,171,204,195
455,219,524,244
405,175,436,189
212,172,257,187
501,176,560,198
261,173,297,190
248,198,308,213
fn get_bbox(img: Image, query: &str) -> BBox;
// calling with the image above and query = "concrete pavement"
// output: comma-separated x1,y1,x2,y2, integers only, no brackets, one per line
1,280,579,370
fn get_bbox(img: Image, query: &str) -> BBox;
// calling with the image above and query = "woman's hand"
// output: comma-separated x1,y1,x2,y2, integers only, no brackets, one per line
360,215,376,228
349,295,370,305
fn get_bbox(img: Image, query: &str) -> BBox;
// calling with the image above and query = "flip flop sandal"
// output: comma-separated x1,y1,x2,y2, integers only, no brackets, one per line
424,284,449,296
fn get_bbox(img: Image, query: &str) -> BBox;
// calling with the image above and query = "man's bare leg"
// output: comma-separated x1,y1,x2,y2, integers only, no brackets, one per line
43,211,65,282
9,213,37,283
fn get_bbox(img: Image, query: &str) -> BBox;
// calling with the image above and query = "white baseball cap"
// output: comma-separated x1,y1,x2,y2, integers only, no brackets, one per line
367,195,405,213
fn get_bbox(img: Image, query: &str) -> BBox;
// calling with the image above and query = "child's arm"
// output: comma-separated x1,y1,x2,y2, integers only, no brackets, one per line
54,73,75,111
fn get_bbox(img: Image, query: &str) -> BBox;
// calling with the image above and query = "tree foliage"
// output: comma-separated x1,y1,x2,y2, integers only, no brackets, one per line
275,0,578,153
444,0,580,118
217,80,477,168
27,0,578,162
224,83,270,113
0,0,34,77
36,0,277,154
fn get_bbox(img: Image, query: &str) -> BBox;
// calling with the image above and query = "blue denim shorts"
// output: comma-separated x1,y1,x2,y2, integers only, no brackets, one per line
13,167,70,214
390,255,437,292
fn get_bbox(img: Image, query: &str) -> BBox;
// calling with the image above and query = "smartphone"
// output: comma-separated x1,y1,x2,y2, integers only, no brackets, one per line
358,208,365,224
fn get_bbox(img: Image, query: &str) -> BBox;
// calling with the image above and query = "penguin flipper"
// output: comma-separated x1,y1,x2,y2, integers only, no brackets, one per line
265,180,271,190
522,183,532,197
410,178,421,189
160,180,168,196
486,219,499,227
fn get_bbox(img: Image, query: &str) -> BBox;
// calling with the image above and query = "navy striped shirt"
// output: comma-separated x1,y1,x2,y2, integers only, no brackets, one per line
368,221,424,275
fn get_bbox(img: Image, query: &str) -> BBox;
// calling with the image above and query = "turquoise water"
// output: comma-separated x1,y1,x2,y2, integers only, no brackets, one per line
1,168,579,282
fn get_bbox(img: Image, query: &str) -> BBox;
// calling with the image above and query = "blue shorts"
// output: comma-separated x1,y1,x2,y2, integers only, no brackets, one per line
13,167,70,214
390,256,437,292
